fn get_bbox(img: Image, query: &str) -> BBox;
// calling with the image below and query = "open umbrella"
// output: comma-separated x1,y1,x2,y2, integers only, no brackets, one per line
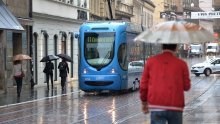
134,20,214,44
13,54,32,61
40,55,59,62
57,54,73,62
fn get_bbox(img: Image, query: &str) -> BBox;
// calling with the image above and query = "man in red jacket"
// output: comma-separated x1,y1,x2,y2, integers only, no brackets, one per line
140,44,191,124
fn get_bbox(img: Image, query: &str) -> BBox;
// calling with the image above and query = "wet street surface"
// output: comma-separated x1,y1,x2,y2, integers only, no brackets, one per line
1,56,220,124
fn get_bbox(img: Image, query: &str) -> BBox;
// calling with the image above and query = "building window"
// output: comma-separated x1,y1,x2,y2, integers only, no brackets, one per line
77,0,81,6
61,32,67,54
42,31,48,56
83,0,87,8
118,43,127,70
69,0,73,4
77,10,88,20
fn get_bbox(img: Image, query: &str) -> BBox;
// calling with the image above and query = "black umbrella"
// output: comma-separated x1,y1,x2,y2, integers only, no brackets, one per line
40,55,59,62
57,54,73,62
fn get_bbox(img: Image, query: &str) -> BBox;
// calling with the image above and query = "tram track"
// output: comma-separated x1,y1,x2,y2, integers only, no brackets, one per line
74,98,141,124
0,89,141,123
184,75,220,118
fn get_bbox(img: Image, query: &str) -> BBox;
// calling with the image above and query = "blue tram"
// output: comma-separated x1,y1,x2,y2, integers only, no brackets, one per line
78,21,147,92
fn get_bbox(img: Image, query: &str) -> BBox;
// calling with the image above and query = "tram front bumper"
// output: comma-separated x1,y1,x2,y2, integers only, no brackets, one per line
79,74,122,91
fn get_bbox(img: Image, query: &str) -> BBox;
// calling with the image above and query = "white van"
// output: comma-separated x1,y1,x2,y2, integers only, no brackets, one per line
206,43,220,55
188,44,204,57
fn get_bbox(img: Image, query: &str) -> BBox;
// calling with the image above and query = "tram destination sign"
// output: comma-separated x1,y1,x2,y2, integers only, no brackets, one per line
191,11,220,19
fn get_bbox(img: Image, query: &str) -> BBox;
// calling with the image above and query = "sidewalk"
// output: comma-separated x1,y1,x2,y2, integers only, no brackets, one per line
0,79,79,107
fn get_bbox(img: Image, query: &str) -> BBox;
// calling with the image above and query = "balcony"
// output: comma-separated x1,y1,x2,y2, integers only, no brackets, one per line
115,2,133,18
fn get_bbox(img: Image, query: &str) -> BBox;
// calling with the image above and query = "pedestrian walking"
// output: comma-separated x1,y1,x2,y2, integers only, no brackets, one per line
58,59,69,91
140,44,191,124
43,60,54,90
13,60,25,97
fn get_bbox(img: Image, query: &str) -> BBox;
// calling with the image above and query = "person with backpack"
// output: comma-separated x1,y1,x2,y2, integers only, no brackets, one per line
58,59,69,90
43,60,54,90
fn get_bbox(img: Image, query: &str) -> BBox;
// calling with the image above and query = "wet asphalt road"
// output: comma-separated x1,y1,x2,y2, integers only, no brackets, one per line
1,56,220,124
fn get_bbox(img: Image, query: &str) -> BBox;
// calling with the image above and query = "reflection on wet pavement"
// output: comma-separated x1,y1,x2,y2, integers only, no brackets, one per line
0,81,78,107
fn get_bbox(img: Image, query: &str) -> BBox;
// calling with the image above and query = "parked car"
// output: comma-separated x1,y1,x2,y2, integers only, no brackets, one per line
206,43,220,55
128,60,145,90
188,44,204,57
191,58,220,76
128,60,144,70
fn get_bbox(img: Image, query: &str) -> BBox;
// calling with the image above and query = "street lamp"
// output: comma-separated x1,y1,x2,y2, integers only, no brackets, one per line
191,3,194,7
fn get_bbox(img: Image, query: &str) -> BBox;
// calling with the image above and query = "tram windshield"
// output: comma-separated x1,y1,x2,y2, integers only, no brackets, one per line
84,32,115,69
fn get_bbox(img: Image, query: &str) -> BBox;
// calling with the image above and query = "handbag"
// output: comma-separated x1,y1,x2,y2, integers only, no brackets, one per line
14,64,25,78
20,71,25,77
15,71,24,78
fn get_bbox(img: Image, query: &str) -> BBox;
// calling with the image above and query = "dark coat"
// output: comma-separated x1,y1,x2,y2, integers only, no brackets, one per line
43,61,54,74
58,61,69,77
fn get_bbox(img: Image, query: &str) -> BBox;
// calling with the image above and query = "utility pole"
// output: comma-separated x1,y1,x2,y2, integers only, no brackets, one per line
141,5,147,63
106,0,114,20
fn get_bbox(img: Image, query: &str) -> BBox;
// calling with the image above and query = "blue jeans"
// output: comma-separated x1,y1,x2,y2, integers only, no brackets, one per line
150,110,182,124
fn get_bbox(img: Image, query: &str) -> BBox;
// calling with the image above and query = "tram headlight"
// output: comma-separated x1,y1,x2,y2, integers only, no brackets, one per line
83,69,88,74
111,68,115,74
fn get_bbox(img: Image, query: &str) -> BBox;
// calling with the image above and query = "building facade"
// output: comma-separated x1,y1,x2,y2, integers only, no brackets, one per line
199,0,213,36
0,0,32,93
89,0,154,26
153,0,201,24
89,0,133,21
182,0,201,24
115,0,133,21
89,0,109,20
32,0,89,86
213,0,220,41
152,0,170,25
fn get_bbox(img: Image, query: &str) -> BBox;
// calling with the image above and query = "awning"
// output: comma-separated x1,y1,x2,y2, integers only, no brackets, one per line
0,0,24,30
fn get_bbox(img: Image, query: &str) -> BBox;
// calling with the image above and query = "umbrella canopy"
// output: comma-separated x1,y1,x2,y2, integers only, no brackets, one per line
13,54,32,61
40,55,59,62
57,54,73,62
134,20,214,44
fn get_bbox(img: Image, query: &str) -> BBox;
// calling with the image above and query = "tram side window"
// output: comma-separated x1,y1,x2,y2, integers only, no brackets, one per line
118,43,127,70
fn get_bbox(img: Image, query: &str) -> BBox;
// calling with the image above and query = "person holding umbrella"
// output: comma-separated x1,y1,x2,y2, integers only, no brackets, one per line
58,59,69,91
13,54,31,97
41,55,59,90
13,60,24,97
43,60,54,90
140,44,191,124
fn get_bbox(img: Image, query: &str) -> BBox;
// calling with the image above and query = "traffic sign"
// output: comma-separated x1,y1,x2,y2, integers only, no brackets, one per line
191,11,220,19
